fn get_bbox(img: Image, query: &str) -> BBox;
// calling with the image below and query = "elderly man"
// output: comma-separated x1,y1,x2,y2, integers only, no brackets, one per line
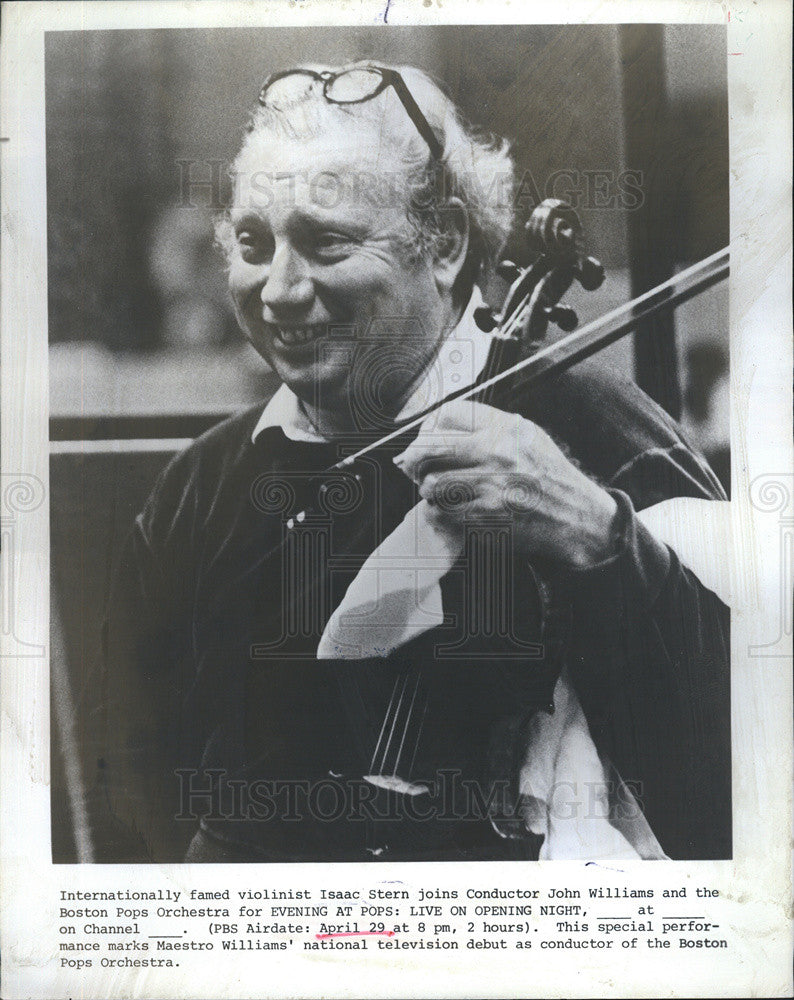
95,63,730,863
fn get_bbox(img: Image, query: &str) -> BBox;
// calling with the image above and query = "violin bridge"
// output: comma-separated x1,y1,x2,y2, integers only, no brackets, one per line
363,774,430,797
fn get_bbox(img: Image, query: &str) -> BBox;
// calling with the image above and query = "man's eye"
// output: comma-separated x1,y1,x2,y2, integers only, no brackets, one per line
311,233,352,258
235,230,272,262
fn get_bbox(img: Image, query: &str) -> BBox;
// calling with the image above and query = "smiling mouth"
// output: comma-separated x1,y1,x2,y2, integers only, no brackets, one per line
272,325,325,346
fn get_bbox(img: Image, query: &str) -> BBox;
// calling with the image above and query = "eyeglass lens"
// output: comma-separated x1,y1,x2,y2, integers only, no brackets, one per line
261,71,319,109
324,68,384,104
262,68,385,109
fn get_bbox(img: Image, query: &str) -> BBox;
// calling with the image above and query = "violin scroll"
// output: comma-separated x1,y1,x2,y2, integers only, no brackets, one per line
474,199,605,348
523,197,580,253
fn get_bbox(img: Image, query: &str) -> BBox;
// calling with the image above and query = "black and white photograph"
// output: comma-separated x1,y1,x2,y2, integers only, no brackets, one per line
1,2,791,998
48,22,732,865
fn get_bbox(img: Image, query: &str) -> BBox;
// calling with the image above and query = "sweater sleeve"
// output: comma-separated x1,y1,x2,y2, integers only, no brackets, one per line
561,487,731,860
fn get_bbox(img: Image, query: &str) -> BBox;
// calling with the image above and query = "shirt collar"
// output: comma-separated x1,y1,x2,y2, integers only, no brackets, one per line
251,287,492,444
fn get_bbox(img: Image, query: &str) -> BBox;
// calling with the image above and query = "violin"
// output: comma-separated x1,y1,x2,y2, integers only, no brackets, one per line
252,199,729,857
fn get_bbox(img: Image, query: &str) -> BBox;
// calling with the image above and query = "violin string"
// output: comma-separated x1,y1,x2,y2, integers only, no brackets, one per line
369,675,403,774
392,671,422,778
374,671,412,777
407,695,430,777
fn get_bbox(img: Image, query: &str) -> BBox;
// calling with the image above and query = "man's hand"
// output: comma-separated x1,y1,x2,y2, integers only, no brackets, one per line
394,399,620,570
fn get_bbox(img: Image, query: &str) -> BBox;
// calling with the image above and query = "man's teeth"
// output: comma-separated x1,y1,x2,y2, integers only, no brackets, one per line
276,326,320,345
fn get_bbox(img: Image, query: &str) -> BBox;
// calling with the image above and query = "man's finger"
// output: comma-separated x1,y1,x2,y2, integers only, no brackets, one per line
418,470,485,505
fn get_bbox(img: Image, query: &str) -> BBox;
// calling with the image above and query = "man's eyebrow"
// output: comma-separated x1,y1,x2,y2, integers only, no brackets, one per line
294,209,368,235
229,208,268,229
231,204,369,235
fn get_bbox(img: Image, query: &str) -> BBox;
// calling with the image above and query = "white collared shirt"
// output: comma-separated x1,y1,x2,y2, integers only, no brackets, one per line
250,288,493,444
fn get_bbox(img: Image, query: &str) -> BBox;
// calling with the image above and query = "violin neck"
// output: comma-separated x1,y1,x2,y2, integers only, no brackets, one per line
476,335,521,406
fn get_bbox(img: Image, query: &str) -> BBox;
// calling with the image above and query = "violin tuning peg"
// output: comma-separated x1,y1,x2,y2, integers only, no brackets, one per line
575,255,605,291
496,259,521,283
544,304,578,332
473,305,499,332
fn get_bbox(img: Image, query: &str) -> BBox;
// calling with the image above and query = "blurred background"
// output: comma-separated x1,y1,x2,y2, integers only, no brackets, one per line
46,24,729,483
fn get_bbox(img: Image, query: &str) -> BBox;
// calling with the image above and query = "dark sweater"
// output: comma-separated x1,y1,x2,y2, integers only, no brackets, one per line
90,356,730,863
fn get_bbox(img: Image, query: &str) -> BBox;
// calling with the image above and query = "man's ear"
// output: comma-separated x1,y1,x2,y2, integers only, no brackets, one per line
431,196,470,295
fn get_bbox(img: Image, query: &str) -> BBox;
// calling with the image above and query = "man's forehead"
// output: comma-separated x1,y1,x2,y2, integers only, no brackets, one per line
237,116,407,176
233,125,412,216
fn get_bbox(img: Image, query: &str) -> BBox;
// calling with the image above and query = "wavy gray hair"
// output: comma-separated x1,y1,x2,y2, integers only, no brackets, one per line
217,63,516,296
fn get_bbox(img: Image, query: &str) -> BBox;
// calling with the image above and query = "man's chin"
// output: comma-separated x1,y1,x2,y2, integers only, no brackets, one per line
260,349,407,432
277,365,352,415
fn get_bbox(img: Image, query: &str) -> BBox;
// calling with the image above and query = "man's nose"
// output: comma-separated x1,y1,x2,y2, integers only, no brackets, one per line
260,246,314,315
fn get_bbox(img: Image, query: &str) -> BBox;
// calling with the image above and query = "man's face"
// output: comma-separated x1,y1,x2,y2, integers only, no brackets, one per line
227,118,448,421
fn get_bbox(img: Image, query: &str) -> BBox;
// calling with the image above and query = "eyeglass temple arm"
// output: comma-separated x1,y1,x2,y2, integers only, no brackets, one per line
386,72,444,160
